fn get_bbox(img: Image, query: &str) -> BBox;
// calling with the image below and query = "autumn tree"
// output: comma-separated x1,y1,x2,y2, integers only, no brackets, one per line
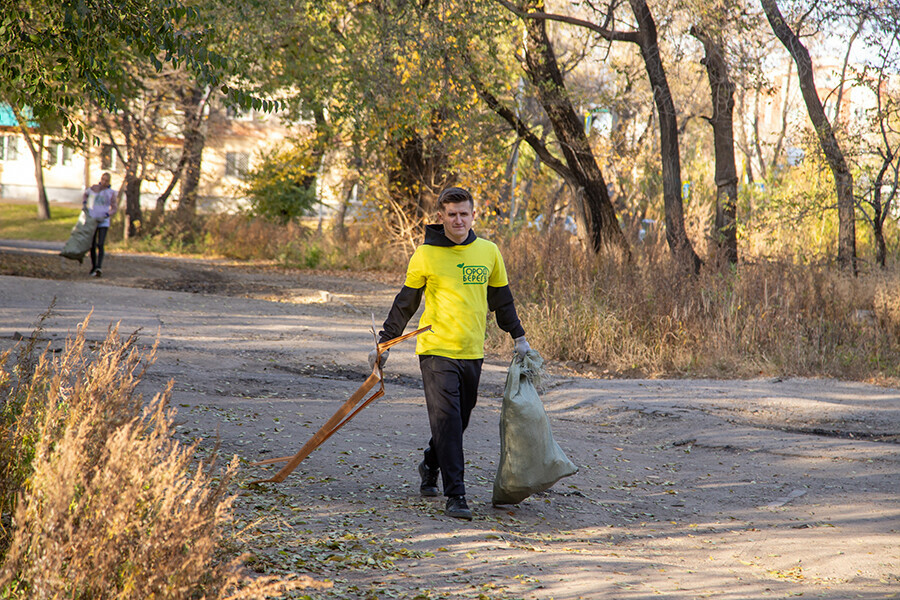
849,7,900,267
0,0,260,223
690,6,741,266
760,0,858,273
499,0,702,272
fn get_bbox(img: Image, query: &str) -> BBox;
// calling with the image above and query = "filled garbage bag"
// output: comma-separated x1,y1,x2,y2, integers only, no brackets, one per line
492,350,577,505
60,210,100,263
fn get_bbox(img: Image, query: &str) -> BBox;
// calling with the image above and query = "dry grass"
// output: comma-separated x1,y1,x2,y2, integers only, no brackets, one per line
489,229,900,381
121,210,900,381
0,312,325,599
124,213,405,272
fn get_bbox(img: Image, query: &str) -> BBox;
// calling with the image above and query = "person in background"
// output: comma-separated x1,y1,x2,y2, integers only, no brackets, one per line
371,186,530,520
83,172,117,277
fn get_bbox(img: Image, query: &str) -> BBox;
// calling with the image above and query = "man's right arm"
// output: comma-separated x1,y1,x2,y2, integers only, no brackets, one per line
378,285,424,343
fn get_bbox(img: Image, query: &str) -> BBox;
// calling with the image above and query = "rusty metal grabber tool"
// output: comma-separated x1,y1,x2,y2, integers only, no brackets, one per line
250,324,431,484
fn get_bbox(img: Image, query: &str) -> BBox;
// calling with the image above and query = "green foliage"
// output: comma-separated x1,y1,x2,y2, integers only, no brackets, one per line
0,0,264,132
240,141,319,225
741,140,840,262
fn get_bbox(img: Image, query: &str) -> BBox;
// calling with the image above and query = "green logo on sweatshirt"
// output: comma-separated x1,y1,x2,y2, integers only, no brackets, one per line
459,264,488,285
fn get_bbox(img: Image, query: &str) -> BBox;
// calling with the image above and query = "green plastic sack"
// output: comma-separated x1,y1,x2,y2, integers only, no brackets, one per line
60,210,100,263
492,350,577,505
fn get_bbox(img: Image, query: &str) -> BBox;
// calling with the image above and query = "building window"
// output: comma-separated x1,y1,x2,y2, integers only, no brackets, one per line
0,135,20,161
225,151,250,177
48,141,59,165
100,144,123,171
46,140,74,166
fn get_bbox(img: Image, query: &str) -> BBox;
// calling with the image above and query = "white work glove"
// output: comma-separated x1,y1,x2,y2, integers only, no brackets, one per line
368,348,389,370
513,336,531,359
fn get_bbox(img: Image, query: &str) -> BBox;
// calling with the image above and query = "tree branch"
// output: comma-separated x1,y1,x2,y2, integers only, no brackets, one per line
493,0,640,44
468,71,574,183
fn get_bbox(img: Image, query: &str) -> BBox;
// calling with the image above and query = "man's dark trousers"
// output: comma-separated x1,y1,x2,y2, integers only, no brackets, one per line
419,355,483,497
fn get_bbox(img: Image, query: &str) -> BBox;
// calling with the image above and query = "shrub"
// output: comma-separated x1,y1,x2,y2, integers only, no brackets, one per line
240,141,319,225
0,314,322,599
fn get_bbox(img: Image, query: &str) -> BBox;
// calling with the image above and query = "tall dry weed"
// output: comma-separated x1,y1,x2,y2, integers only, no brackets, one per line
492,229,900,380
194,213,404,271
0,315,321,599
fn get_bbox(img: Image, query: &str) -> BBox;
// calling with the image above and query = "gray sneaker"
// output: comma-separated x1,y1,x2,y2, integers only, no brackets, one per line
418,460,439,497
445,495,472,520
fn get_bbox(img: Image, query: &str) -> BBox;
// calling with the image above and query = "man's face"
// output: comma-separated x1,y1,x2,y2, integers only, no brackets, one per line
99,173,111,188
438,201,475,244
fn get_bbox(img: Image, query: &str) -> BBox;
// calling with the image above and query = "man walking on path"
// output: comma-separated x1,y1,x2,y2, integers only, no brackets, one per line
371,187,531,520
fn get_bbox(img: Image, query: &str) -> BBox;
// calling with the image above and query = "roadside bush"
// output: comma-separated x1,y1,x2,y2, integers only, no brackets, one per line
240,141,319,225
120,212,405,273
0,314,320,599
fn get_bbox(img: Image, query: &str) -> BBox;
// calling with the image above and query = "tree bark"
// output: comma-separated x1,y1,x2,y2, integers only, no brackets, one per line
500,139,521,224
691,26,738,266
760,0,857,274
118,112,144,237
12,108,51,220
629,0,701,273
519,148,543,223
175,85,207,226
388,107,454,220
520,1,630,257
871,148,896,268
124,172,144,238
770,58,793,172
149,158,185,230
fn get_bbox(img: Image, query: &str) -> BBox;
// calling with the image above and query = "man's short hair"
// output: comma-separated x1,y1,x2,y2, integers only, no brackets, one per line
437,187,474,210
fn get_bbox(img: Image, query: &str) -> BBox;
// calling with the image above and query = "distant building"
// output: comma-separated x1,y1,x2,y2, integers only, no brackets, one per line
0,102,353,218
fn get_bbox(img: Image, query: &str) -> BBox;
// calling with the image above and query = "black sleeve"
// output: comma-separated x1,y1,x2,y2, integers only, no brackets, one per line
378,285,424,343
487,284,526,339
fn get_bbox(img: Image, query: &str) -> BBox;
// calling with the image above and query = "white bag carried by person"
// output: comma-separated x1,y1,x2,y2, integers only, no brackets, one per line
60,209,100,263
492,350,577,505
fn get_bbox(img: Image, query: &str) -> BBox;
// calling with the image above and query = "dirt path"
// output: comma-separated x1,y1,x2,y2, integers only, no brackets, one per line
1,242,898,599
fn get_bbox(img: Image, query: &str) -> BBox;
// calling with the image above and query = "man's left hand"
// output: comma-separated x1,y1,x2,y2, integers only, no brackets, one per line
368,348,389,370
514,336,530,358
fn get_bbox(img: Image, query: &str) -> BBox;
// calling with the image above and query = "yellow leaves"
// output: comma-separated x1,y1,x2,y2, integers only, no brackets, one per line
767,564,804,582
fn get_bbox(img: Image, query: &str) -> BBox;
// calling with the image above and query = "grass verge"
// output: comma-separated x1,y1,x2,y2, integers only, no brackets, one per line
0,203,82,241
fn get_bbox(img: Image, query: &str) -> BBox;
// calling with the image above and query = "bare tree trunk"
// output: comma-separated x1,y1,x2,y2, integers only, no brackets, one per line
691,26,738,266
831,18,863,124
521,2,630,258
124,172,144,237
872,209,886,269
519,149,542,223
501,139,521,225
752,91,768,180
332,182,353,241
770,58,793,171
871,149,897,268
541,181,566,233
175,85,208,226
119,113,144,237
629,0,701,273
149,160,185,230
12,108,51,220
761,0,857,274
734,87,755,184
